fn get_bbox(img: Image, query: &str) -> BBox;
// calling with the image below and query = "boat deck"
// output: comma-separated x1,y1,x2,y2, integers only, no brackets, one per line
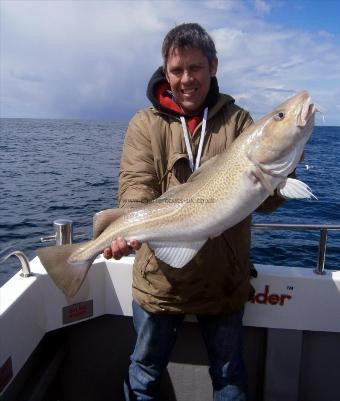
1,256,340,400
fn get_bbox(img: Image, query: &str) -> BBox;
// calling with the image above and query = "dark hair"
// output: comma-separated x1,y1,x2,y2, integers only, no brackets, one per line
162,23,217,67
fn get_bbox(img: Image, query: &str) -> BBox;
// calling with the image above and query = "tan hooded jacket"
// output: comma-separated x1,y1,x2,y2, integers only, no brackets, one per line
118,93,283,315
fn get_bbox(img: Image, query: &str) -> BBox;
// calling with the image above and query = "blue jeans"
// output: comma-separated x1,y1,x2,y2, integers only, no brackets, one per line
124,301,247,401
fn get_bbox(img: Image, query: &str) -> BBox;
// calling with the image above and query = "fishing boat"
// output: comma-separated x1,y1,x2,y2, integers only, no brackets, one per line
1,219,340,401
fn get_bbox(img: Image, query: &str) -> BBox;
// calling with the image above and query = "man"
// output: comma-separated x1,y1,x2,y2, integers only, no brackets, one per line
104,23,283,401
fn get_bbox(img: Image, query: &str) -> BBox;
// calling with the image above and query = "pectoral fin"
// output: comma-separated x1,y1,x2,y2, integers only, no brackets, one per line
251,166,276,196
149,240,206,268
277,178,317,199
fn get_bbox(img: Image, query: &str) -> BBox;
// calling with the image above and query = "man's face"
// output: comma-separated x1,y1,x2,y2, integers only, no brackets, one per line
165,47,218,114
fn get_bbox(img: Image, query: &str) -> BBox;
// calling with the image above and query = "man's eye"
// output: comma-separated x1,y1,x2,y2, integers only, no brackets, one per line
191,66,201,72
273,111,285,121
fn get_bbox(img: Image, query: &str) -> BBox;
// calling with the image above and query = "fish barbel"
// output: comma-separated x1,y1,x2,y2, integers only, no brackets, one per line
37,90,316,297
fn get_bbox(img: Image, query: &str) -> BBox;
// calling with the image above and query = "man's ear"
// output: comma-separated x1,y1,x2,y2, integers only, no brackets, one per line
210,57,218,77
164,66,170,83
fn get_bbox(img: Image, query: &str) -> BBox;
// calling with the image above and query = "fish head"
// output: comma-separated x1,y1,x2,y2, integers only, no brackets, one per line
248,90,316,176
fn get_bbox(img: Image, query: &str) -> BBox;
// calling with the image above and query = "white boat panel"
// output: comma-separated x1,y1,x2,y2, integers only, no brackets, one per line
245,265,340,332
1,255,339,396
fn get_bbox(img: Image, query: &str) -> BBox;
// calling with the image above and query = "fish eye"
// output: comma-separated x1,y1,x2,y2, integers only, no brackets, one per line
273,111,285,121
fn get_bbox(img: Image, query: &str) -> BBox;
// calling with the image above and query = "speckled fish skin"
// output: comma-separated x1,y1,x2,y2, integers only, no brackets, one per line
70,90,315,261
37,90,316,297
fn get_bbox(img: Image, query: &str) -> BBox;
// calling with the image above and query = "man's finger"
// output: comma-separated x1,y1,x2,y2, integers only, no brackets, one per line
103,248,112,259
130,240,141,250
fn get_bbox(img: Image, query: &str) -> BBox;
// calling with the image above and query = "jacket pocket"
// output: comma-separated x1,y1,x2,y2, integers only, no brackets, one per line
165,152,191,188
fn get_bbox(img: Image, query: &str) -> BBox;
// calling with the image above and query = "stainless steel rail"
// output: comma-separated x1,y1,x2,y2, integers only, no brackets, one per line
1,221,338,280
252,223,340,275
0,220,76,281
0,246,31,277
41,219,74,245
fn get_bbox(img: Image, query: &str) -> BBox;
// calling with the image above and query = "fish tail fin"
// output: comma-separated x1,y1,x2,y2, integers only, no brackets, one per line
37,242,95,297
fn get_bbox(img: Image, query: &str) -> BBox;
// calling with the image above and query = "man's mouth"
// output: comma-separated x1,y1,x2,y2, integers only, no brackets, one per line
181,88,197,96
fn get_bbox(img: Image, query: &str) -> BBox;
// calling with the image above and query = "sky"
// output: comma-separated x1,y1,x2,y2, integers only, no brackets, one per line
1,0,340,125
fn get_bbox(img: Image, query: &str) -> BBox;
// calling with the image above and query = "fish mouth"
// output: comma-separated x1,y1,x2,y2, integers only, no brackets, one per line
297,96,316,127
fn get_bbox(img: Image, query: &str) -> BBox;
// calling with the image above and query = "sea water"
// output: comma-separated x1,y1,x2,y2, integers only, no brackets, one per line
1,118,339,285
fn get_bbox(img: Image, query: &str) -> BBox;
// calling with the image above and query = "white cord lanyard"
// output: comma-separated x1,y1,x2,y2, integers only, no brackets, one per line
180,107,208,172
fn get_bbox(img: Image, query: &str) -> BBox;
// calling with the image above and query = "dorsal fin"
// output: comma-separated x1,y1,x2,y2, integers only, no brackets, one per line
93,208,131,238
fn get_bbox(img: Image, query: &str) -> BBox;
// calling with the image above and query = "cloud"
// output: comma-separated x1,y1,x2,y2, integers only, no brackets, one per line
254,0,272,15
204,0,237,11
210,20,340,124
1,0,176,119
10,71,45,83
1,0,340,125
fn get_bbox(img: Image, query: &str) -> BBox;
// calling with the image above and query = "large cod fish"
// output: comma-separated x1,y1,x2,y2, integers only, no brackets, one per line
37,90,316,297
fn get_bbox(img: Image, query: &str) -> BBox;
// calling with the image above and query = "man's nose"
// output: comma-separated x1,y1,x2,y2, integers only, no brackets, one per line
181,70,194,84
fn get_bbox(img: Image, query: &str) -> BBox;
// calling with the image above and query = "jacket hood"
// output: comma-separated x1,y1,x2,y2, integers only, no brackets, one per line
146,66,229,118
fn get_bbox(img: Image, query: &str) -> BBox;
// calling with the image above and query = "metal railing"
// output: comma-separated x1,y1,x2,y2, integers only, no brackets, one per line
0,246,31,277
1,221,339,280
0,220,75,282
252,223,340,275
41,219,74,245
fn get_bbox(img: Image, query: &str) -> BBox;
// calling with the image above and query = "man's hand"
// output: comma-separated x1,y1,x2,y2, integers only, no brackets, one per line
103,237,141,260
